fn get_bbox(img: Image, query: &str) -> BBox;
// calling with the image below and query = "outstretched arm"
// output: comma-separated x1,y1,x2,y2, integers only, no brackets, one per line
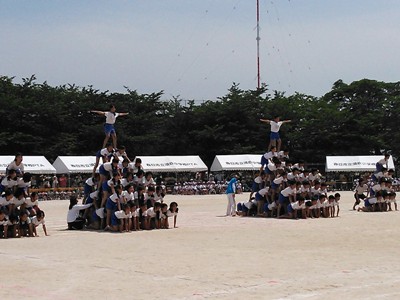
90,110,106,115
260,119,270,123
118,112,129,117
282,120,292,123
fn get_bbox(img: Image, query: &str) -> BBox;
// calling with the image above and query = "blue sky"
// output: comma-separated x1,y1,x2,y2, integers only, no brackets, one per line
1,0,399,100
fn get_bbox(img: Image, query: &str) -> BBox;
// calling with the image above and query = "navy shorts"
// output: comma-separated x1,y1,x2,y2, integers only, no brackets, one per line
271,181,280,190
99,165,109,176
255,192,265,201
84,184,93,195
252,182,260,192
106,198,117,211
270,132,280,140
261,155,268,167
111,213,121,226
104,123,116,135
279,194,289,205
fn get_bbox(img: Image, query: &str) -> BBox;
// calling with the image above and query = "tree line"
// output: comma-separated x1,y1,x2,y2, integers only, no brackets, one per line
0,75,398,169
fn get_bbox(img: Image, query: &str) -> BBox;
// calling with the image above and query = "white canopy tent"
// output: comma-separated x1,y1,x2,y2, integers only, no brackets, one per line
53,156,98,174
135,156,208,172
326,155,395,172
210,154,262,171
0,155,56,174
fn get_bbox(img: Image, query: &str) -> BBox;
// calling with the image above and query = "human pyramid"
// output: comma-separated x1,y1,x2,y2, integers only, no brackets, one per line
233,146,342,219
353,154,397,212
67,104,179,232
226,116,397,219
0,154,48,238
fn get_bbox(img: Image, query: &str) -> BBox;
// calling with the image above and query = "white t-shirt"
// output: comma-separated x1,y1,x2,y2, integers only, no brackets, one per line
131,209,138,218
291,201,301,210
105,111,119,124
0,196,10,207
281,186,296,197
7,161,24,173
377,158,388,165
146,207,157,218
25,198,38,208
287,173,298,181
311,187,321,195
166,210,178,217
67,203,92,223
371,184,382,193
144,178,156,187
100,147,112,157
300,186,310,194
273,176,286,185
0,218,9,226
1,177,18,188
114,210,129,219
103,162,114,172
153,193,164,203
12,197,25,207
277,151,289,159
355,184,368,194
263,151,277,161
31,216,45,226
270,121,283,133
267,162,277,172
17,178,31,189
85,177,96,187
254,176,263,184
120,178,132,188
243,200,256,209
308,173,320,182
121,190,134,202
258,187,269,196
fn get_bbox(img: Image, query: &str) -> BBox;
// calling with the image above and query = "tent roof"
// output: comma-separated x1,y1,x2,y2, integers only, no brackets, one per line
210,154,262,171
53,156,98,174
135,156,208,172
0,155,56,174
326,155,395,172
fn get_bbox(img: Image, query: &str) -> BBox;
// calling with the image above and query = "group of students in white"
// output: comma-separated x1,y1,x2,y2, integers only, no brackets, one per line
67,145,179,232
352,154,397,212
227,146,342,219
0,154,48,238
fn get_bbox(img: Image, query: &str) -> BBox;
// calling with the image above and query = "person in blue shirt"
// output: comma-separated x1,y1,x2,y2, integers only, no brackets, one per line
226,174,238,216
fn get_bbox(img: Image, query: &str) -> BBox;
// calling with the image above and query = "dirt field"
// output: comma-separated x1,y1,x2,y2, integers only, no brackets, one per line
1,191,399,300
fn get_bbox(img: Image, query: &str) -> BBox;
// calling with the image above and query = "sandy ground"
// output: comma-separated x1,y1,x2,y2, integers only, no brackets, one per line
1,191,400,300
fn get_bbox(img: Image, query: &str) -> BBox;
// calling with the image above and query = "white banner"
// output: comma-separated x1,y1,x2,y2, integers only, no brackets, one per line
326,155,395,172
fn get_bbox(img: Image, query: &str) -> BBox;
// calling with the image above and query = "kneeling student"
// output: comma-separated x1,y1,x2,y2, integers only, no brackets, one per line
165,202,179,228
31,210,49,236
279,197,305,219
112,203,131,232
19,210,33,237
145,202,161,230
0,210,9,239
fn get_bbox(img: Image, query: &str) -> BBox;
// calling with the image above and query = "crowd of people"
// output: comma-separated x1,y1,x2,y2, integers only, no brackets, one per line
172,180,244,195
0,154,48,238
